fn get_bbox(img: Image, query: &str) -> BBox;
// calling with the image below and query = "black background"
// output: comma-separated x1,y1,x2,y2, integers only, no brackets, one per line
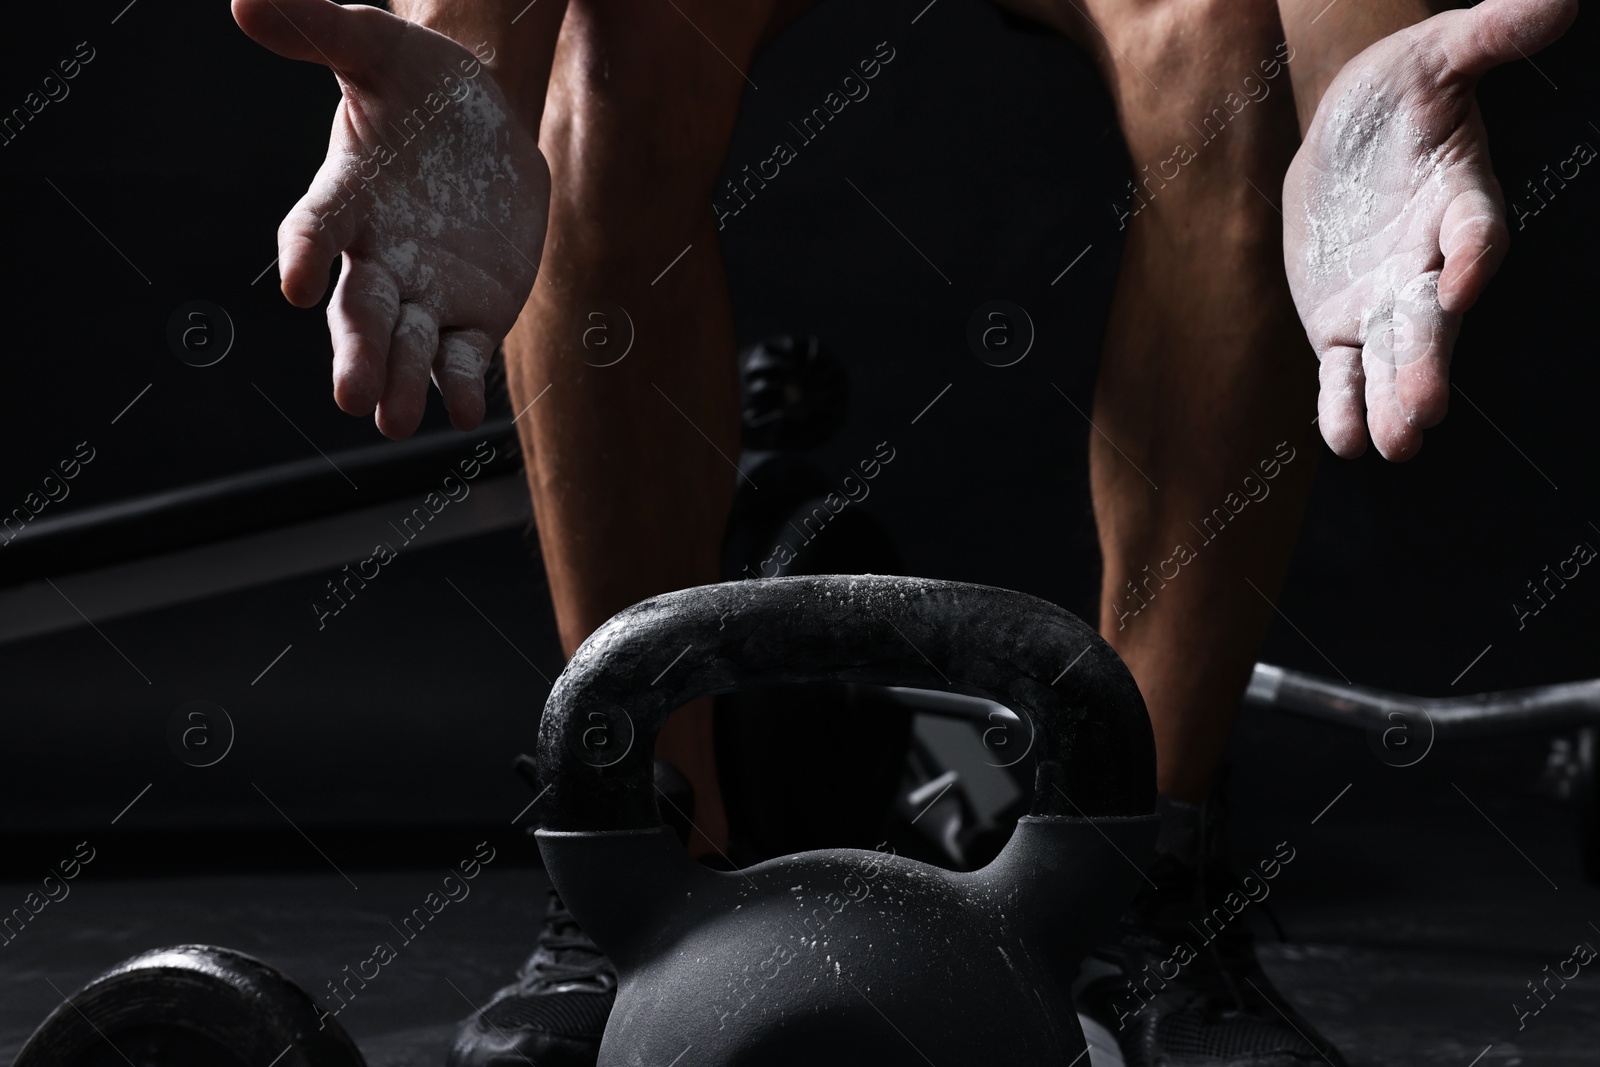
0,0,1595,832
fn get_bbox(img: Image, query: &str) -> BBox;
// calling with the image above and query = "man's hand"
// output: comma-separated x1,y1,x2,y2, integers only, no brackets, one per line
234,0,550,438
1283,0,1575,460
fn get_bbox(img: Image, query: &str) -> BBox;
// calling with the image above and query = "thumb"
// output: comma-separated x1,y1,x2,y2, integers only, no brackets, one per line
231,0,405,80
1437,184,1510,315
1433,0,1578,79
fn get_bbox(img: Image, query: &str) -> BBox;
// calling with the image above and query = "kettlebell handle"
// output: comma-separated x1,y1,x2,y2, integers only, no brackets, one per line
534,574,1154,831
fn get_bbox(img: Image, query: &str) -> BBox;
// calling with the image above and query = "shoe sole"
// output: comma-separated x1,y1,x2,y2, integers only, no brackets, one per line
1078,1013,1127,1067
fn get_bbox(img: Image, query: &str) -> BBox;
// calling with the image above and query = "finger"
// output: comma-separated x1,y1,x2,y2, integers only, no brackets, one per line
1361,279,1456,463
1317,345,1369,459
328,256,400,416
1361,334,1420,461
231,0,406,80
1389,273,1458,434
278,157,359,308
1433,0,1578,79
433,329,494,431
1393,346,1452,437
376,305,439,440
1438,186,1509,315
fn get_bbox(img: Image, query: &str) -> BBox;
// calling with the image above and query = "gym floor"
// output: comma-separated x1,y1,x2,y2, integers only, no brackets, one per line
3,0,1598,1063
3,702,1597,1066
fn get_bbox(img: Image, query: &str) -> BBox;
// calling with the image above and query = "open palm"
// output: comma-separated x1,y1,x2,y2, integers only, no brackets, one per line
1284,0,1575,460
234,0,549,438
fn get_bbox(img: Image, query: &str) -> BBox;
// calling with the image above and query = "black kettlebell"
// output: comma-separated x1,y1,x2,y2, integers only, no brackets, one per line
536,573,1158,1066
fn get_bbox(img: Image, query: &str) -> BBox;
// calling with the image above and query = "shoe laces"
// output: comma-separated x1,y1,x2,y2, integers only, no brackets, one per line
1194,789,1248,1015
515,890,616,991
1115,783,1287,1018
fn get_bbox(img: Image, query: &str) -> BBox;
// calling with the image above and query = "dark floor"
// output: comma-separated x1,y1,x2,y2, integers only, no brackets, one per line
6,699,1598,1066
0,862,548,1067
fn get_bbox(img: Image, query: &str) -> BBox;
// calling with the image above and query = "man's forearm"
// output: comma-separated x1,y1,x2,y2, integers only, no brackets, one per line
1278,0,1444,131
390,0,568,133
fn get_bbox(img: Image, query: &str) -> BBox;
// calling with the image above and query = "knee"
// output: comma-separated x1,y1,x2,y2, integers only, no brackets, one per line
543,0,768,196
1094,0,1303,244
1100,0,1294,104
552,0,764,127
1093,0,1301,202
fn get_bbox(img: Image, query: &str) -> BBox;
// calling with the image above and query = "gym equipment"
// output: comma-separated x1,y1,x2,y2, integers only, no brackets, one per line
721,332,884,584
890,662,1600,882
1243,662,1600,737
12,944,365,1067
535,573,1158,1066
14,576,1155,1067
0,417,523,586
1241,663,1600,882
887,686,1033,870
719,334,913,864
736,334,848,453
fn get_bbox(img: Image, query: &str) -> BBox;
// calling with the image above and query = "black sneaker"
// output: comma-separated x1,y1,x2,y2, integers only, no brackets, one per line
447,759,696,1066
1074,797,1346,1067
446,889,615,1067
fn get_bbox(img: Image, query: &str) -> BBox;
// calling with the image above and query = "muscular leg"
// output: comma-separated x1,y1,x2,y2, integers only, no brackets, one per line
1002,0,1321,802
992,6,1349,1052
503,1,792,852
1092,0,1321,803
522,0,1316,839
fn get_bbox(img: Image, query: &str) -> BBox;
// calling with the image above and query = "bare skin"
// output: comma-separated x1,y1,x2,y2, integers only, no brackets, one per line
1281,0,1578,460
492,1,797,855
234,0,1574,829
1009,0,1569,798
235,0,756,853
991,0,1322,802
232,0,552,439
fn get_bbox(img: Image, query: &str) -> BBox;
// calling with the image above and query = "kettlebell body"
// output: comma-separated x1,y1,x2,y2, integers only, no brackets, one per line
534,575,1158,1065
